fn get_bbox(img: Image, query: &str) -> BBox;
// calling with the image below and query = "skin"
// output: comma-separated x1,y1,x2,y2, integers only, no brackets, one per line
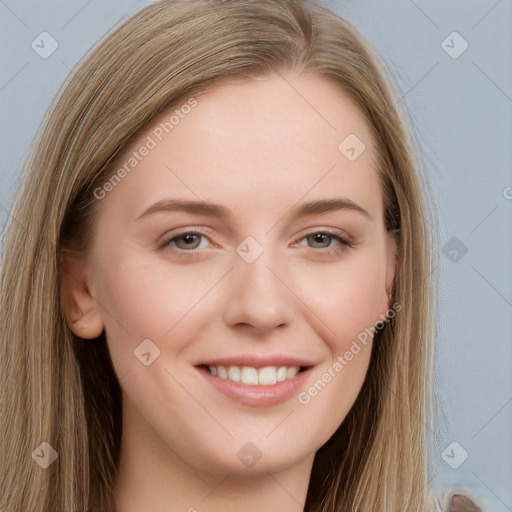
61,72,396,512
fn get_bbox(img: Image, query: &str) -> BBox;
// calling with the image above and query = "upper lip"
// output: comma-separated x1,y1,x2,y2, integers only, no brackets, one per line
196,354,316,368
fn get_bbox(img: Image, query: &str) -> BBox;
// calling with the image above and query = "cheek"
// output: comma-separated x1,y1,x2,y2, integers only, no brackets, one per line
91,255,223,373
291,252,387,351
291,256,385,432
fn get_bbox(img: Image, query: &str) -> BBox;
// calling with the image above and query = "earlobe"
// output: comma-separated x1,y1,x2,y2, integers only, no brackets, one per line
69,310,104,340
60,247,104,339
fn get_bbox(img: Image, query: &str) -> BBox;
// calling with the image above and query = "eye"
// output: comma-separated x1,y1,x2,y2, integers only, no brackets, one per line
294,230,354,255
159,228,355,257
306,233,339,249
162,230,211,251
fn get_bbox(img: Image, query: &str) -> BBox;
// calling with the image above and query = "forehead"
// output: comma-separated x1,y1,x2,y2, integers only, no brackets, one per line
98,72,383,224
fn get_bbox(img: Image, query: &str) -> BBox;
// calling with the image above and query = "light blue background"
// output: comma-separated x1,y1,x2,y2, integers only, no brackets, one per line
1,1,511,510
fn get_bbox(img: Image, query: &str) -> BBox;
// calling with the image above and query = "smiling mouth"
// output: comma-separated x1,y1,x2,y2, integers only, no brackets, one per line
198,364,310,386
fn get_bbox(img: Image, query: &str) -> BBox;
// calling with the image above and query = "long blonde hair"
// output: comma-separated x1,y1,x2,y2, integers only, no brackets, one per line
0,0,457,510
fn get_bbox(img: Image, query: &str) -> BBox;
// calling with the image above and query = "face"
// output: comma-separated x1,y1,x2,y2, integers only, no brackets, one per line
62,72,395,479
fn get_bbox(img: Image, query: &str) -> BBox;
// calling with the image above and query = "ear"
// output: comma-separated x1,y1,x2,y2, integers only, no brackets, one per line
60,247,104,339
376,234,397,322
448,493,481,512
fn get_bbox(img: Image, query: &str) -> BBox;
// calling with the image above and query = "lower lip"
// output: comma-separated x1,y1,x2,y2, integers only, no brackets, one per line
195,367,313,407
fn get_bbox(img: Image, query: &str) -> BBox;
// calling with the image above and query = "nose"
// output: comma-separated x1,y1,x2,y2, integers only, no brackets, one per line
222,247,296,335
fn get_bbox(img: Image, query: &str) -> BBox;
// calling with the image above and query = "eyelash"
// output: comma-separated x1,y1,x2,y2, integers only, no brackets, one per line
158,228,355,258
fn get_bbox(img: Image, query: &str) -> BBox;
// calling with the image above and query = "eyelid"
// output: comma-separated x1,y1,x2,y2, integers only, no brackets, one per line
292,226,354,245
158,226,216,244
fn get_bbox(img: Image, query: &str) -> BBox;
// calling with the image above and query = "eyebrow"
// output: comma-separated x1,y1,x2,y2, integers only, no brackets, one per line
136,197,372,222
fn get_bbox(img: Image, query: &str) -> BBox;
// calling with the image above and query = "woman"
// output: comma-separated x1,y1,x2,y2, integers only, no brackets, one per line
0,0,482,510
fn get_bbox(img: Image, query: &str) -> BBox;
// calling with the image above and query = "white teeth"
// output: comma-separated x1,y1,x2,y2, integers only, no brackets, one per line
227,365,241,382
276,366,287,382
258,366,277,385
241,366,259,385
206,364,302,385
286,366,300,379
